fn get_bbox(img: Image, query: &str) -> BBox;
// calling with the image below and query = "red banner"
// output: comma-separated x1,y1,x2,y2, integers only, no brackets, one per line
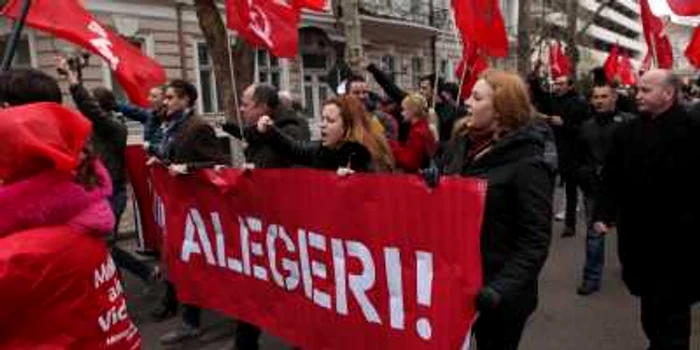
125,146,162,252
150,166,486,349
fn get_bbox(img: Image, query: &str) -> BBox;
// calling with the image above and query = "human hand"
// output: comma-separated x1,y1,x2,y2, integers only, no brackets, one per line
550,115,564,126
593,222,610,234
168,163,188,176
257,115,274,133
336,167,355,177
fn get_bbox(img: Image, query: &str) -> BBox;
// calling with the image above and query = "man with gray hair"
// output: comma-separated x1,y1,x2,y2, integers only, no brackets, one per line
223,83,310,167
594,69,700,350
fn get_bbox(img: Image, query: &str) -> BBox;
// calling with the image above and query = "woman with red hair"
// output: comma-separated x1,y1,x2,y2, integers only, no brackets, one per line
440,69,554,350
257,95,394,173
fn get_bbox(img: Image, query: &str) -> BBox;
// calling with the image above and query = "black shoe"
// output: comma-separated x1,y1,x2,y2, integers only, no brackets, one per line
561,227,576,238
151,302,178,322
134,248,159,258
160,323,201,344
577,282,600,296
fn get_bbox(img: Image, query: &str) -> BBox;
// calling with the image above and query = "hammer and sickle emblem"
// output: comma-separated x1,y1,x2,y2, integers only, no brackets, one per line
248,0,273,48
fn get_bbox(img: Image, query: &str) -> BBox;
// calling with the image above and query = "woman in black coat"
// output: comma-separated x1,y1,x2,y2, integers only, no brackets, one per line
256,95,386,173
439,69,554,350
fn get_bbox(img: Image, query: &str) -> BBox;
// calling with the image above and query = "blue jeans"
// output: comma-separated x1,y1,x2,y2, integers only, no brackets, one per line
582,195,605,286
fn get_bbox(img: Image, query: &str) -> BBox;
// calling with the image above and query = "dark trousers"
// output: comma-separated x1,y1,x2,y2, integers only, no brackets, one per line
473,307,530,350
640,296,691,350
112,246,152,281
109,189,152,282
163,281,201,328
183,304,201,328
235,322,262,350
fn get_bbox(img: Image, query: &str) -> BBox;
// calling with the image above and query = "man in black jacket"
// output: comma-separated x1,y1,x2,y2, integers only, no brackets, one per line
221,83,309,350
595,69,700,350
547,75,591,237
157,79,228,344
223,83,310,169
575,84,634,296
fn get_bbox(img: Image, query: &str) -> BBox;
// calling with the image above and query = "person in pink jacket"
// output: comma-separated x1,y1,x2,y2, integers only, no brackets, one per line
0,68,141,349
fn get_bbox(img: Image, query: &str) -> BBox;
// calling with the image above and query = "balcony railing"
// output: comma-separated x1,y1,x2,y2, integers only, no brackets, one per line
359,0,452,29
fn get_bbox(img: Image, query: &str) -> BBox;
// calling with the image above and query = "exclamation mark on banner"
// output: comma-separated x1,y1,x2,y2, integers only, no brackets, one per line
415,251,434,341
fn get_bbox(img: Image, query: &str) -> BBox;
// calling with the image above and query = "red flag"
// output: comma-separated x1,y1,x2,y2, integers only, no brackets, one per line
603,45,620,83
226,0,300,58
456,42,489,99
640,0,674,69
294,0,326,11
641,51,653,73
451,0,509,58
618,53,637,86
1,0,166,107
666,0,700,16
549,41,571,79
685,27,700,69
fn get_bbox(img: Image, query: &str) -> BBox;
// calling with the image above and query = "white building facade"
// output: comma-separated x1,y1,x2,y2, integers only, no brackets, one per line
0,0,464,128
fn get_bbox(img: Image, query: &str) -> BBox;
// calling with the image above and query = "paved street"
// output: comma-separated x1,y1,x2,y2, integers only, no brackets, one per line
120,192,700,350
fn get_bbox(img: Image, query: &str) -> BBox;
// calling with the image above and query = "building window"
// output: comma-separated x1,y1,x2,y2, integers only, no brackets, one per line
255,49,280,88
195,42,224,114
412,57,423,89
440,59,448,78
112,37,146,103
381,55,396,82
0,36,32,69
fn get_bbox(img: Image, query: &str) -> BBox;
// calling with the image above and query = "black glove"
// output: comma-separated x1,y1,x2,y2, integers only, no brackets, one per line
337,141,371,171
420,159,440,188
476,286,502,312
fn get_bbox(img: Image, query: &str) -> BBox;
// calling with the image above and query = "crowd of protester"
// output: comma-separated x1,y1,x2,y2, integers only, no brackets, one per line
1,51,699,350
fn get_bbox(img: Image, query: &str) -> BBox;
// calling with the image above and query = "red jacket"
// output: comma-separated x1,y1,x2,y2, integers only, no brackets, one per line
0,164,141,350
390,119,436,173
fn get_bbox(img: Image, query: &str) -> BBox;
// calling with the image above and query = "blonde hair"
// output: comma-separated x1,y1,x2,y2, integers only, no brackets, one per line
402,93,429,120
455,69,533,137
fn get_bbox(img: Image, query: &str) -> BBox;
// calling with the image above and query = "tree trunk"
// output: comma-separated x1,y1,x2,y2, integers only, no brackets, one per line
193,0,253,167
340,0,364,73
564,0,579,78
517,0,532,76
193,0,253,118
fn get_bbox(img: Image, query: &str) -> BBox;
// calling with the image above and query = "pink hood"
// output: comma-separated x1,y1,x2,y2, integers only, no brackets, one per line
0,161,115,238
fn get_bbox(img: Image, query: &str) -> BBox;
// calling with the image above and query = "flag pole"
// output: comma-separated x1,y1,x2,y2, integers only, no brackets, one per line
1,0,32,72
547,41,554,92
432,63,440,109
226,31,245,142
457,61,469,101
